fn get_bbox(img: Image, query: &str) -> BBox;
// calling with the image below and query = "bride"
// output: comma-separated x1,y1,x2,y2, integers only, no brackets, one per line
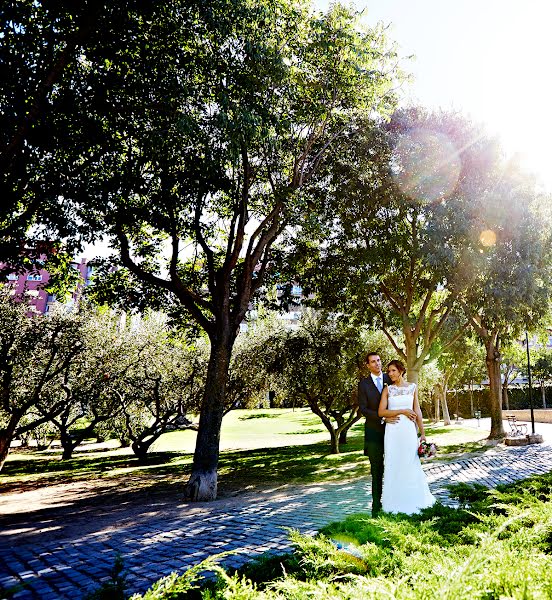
378,360,436,515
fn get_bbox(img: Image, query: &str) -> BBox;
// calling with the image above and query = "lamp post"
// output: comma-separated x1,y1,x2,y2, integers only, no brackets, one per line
525,330,538,439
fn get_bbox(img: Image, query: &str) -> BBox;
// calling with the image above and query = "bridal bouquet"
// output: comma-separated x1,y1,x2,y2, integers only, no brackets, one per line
418,439,438,458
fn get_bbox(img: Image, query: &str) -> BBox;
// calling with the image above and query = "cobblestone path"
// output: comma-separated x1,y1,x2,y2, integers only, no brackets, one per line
1,442,551,600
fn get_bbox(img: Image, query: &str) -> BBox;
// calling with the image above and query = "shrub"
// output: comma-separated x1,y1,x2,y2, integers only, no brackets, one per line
132,472,552,600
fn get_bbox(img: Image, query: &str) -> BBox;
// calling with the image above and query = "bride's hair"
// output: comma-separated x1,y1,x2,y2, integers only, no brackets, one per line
387,359,406,376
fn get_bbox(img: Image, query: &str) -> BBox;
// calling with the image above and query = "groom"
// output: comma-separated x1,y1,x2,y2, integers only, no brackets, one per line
357,352,396,516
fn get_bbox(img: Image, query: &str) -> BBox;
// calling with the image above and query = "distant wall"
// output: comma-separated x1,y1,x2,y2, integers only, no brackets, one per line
441,386,552,418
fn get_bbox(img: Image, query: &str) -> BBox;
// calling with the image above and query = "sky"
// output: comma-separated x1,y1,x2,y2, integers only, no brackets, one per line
316,0,552,190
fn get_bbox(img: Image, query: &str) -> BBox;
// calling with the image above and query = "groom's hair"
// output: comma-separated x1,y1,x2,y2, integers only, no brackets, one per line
366,351,380,362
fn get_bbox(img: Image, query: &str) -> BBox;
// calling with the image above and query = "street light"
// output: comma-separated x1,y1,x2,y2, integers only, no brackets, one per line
525,330,536,435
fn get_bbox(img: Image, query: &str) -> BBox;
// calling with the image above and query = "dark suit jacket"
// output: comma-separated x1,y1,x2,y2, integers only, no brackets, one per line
357,373,391,433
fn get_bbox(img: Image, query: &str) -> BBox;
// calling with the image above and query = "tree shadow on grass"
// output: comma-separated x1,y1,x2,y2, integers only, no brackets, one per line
0,451,190,493
1,428,370,500
1,420,491,498
217,441,369,488
0,439,373,550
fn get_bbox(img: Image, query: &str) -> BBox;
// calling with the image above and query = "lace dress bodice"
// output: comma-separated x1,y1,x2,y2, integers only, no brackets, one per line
387,383,416,410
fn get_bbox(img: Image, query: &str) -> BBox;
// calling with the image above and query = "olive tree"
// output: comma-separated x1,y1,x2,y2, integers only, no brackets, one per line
0,290,85,469
266,313,366,453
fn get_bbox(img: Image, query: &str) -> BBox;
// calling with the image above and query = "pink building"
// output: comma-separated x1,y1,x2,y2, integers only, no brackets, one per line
4,258,92,314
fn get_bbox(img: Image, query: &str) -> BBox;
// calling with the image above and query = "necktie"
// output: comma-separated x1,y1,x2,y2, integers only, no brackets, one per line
376,377,382,392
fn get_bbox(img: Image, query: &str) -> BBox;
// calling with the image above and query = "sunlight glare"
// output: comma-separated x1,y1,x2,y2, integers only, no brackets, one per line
479,229,496,247
393,128,461,203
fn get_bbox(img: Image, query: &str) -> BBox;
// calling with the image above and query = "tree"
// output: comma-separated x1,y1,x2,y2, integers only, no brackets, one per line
288,109,496,385
499,342,526,411
266,313,365,454
0,290,85,469
532,347,552,409
225,314,285,411
43,1,401,500
115,321,207,463
460,160,552,438
455,338,487,417
433,324,488,423
290,107,552,439
50,308,145,460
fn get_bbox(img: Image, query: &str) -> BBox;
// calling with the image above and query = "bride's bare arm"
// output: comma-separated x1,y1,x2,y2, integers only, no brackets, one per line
413,387,425,439
378,387,416,419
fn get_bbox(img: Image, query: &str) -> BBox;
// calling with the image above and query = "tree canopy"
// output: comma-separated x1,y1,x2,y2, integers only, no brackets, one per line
288,109,499,383
0,0,156,272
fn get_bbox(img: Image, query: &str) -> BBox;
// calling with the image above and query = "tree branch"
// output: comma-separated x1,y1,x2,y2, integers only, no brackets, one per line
193,196,215,293
116,226,213,333
412,286,436,341
1,4,99,168
366,300,406,360
460,301,489,340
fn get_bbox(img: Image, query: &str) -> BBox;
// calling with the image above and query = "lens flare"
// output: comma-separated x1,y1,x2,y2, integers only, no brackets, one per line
479,229,497,246
392,128,462,203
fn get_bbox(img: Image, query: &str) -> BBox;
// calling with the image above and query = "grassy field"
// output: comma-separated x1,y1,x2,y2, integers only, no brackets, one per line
1,409,490,495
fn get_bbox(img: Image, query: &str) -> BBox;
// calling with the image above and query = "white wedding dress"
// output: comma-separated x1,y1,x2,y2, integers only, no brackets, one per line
381,383,436,514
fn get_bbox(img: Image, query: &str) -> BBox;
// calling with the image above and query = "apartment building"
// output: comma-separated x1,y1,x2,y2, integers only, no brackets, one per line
3,258,92,313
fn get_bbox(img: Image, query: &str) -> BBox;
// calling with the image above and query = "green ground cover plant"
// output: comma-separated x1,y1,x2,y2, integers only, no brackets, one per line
130,472,552,600
1,411,489,494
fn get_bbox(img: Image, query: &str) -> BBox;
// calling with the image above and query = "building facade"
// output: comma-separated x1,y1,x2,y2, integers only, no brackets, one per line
4,258,92,313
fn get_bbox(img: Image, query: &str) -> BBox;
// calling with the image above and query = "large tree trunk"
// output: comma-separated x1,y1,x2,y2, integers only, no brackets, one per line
62,446,74,461
403,335,422,386
184,335,232,501
433,383,450,425
338,428,347,445
405,359,420,386
60,429,76,461
132,438,155,464
335,410,360,446
0,412,22,471
485,338,505,438
329,429,339,454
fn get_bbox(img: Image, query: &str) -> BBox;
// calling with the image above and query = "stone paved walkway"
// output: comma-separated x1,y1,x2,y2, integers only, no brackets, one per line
1,442,551,600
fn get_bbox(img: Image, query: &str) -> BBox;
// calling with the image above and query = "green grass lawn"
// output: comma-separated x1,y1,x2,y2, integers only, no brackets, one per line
1,409,490,495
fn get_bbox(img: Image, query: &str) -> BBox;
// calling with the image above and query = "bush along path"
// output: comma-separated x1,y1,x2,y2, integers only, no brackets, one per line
155,470,552,600
1,442,552,600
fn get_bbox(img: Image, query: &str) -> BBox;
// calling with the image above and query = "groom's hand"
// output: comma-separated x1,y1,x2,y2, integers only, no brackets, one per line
385,415,400,424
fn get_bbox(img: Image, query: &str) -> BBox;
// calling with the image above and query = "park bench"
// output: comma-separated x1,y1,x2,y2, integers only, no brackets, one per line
506,415,527,437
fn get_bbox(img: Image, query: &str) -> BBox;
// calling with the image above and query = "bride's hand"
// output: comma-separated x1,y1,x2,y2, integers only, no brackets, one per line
401,409,417,420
